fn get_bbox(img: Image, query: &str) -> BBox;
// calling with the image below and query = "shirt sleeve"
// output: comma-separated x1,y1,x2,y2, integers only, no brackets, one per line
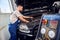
15,11,23,17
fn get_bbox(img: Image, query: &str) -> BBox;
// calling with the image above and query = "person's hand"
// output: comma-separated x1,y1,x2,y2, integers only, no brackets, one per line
25,21,29,23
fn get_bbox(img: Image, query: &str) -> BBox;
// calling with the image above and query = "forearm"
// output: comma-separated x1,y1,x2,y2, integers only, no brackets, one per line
18,16,29,23
23,16,33,19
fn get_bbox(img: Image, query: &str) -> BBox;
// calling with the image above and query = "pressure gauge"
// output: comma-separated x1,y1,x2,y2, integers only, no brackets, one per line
41,28,46,34
48,30,55,38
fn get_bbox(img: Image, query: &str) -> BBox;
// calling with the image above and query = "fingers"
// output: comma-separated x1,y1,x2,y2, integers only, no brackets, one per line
26,21,29,23
30,16,33,18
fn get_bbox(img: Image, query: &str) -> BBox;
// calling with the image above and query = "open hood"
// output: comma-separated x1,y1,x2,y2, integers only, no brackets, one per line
11,0,60,15
15,0,57,9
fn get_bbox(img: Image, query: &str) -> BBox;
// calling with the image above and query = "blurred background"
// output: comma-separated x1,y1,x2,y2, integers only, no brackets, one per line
0,0,16,40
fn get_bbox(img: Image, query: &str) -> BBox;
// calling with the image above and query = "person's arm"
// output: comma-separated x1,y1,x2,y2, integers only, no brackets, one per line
18,16,29,23
15,11,32,23
23,16,33,19
18,16,33,23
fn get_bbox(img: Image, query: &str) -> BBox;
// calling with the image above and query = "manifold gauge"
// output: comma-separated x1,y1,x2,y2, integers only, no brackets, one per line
41,28,46,34
48,30,55,38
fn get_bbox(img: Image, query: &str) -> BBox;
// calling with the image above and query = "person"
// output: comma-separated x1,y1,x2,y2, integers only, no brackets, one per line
9,4,33,40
